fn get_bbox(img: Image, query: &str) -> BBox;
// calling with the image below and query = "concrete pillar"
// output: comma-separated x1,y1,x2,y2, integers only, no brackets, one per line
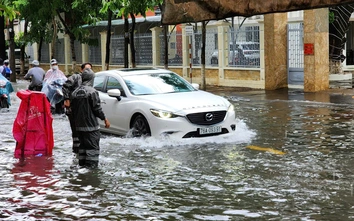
64,34,70,73
264,13,288,90
303,8,329,92
151,26,163,67
31,43,39,61
182,24,190,78
100,31,107,70
49,43,52,62
216,21,229,79
82,43,89,63
258,21,266,87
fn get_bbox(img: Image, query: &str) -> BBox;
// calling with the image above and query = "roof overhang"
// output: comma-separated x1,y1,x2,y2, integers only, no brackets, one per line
161,0,354,25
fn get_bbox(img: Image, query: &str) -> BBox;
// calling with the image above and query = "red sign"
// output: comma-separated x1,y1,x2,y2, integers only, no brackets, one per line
304,43,314,55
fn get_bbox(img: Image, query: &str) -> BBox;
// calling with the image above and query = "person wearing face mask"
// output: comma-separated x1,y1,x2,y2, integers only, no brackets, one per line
42,59,67,114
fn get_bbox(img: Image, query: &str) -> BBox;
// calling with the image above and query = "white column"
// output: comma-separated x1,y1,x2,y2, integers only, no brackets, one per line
150,26,163,67
31,43,39,61
64,34,70,74
217,21,229,79
182,24,190,78
258,20,265,84
100,31,107,70
82,43,89,63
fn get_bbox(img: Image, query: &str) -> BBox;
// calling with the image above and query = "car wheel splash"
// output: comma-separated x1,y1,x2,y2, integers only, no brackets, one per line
131,115,151,137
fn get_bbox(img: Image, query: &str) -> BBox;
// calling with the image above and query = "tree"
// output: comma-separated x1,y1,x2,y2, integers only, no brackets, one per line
0,2,16,62
17,0,103,74
60,0,102,72
120,0,162,68
13,0,60,63
100,0,123,70
0,1,17,82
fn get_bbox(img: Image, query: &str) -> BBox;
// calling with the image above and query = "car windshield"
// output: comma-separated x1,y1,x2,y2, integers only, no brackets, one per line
123,72,196,95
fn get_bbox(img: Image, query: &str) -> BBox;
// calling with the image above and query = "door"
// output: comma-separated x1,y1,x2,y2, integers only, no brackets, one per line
288,23,304,86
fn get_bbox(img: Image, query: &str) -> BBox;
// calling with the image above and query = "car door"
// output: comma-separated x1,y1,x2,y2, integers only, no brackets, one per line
96,75,130,135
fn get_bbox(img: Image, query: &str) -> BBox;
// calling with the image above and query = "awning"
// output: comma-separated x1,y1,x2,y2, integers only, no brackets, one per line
161,0,354,25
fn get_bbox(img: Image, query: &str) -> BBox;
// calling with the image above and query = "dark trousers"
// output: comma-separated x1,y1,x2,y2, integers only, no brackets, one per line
67,110,80,154
77,130,100,169
51,100,64,114
29,84,43,92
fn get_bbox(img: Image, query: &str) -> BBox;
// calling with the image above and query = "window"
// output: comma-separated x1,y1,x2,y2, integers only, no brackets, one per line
93,75,106,92
107,76,126,97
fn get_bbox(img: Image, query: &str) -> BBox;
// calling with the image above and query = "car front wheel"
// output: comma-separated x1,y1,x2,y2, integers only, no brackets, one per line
131,115,151,137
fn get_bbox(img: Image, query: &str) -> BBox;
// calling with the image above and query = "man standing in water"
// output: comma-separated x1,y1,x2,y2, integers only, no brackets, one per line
71,68,110,168
62,62,92,154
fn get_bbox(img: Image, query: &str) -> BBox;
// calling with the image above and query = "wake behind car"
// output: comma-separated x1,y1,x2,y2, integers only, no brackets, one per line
93,68,236,139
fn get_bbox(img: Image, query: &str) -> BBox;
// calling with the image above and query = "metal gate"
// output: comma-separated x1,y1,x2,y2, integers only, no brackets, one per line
287,23,304,86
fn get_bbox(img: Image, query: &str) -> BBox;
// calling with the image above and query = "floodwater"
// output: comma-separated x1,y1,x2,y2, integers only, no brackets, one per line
1,80,354,220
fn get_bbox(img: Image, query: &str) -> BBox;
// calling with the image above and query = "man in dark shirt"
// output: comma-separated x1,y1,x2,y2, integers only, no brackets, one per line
62,62,92,154
71,68,110,168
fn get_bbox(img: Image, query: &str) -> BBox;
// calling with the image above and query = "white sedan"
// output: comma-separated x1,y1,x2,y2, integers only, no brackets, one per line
93,68,236,139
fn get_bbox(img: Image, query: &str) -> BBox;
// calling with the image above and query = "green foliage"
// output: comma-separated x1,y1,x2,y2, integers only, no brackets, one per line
4,0,162,50
329,11,335,23
0,3,16,20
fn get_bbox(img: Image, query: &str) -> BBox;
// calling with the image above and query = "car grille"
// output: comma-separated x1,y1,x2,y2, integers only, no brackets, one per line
186,111,227,126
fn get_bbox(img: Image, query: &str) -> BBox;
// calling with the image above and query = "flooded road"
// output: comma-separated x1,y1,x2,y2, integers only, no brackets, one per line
1,80,354,220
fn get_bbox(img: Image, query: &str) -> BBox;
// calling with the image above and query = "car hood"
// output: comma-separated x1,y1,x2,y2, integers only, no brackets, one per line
139,90,230,114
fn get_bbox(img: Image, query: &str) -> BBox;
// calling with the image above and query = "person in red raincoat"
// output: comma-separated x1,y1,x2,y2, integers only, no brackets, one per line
13,90,54,158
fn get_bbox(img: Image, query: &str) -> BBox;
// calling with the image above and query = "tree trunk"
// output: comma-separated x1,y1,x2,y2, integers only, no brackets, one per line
20,19,29,75
69,35,76,73
124,18,129,68
51,17,57,59
105,9,112,71
201,21,206,90
8,19,16,82
38,36,43,62
130,13,136,68
0,15,5,61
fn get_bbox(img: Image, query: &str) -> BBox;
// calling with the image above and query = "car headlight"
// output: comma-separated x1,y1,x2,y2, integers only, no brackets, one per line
227,104,235,113
150,109,180,118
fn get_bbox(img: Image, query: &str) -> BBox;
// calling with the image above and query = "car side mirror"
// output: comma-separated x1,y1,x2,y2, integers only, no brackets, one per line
107,89,122,101
191,83,199,90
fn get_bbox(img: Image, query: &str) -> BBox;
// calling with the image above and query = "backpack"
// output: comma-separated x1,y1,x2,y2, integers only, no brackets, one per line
4,66,10,74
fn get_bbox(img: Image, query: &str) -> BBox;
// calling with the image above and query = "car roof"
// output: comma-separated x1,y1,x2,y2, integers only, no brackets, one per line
96,67,174,77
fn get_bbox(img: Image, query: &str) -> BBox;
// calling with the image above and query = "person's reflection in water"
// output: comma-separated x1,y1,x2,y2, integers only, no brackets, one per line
69,170,102,188
11,156,59,192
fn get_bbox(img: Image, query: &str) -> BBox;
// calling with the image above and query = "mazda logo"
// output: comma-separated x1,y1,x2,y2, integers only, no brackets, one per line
205,113,213,121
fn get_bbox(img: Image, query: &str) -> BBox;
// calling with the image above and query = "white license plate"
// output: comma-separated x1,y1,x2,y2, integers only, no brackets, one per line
199,126,222,135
